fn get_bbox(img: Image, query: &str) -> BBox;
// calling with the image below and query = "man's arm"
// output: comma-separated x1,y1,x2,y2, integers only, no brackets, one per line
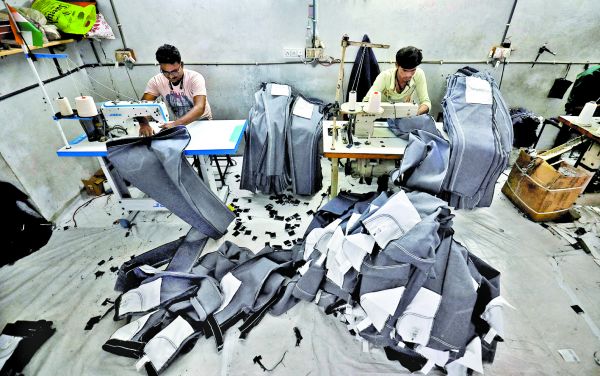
137,92,158,136
161,95,207,128
414,70,431,115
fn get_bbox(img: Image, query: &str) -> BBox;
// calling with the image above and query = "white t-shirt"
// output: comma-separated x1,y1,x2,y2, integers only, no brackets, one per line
144,69,212,120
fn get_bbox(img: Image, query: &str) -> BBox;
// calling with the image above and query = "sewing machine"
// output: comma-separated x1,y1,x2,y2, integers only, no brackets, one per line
100,101,170,132
340,101,419,138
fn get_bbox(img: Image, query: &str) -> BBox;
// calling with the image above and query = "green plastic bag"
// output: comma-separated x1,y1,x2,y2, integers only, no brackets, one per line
32,0,96,35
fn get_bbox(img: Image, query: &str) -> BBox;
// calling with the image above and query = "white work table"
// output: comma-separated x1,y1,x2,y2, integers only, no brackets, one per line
323,120,444,197
57,120,246,227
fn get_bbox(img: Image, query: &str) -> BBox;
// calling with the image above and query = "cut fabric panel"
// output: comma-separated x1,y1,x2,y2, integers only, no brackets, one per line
106,126,234,238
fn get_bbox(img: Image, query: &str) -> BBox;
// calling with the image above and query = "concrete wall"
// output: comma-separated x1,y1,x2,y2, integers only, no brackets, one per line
1,0,599,220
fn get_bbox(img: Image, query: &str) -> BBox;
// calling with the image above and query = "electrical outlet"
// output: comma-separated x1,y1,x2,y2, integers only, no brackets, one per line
115,48,136,63
305,47,323,60
283,48,305,59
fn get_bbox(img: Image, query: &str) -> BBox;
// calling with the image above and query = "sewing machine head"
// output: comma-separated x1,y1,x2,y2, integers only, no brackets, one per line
341,101,419,138
100,101,170,129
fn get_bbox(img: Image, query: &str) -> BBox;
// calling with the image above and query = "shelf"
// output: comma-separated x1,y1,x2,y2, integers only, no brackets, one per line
0,39,76,57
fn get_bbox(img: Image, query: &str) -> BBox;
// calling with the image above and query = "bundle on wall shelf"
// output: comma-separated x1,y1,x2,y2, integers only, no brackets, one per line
0,38,74,57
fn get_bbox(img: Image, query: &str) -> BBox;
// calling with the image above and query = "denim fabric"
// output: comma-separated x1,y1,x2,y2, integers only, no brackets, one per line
387,114,440,140
398,130,450,194
441,67,513,209
288,95,324,195
240,83,293,194
107,126,234,238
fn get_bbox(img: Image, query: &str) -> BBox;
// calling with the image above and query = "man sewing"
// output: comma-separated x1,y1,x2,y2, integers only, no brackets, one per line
363,46,431,115
138,44,212,137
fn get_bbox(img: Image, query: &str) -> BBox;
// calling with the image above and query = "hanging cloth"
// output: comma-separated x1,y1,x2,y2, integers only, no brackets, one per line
346,34,380,103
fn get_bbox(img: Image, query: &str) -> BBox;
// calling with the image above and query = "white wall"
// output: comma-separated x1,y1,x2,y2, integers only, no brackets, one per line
1,0,599,220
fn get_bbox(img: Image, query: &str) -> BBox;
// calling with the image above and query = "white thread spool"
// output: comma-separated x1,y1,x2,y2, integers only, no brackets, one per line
75,96,98,117
56,96,73,116
367,91,381,113
349,90,357,111
578,102,597,125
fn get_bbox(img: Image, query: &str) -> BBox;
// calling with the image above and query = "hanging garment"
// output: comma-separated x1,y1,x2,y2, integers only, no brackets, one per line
510,107,541,148
346,34,381,104
240,83,294,195
440,67,513,209
106,126,234,238
287,95,324,195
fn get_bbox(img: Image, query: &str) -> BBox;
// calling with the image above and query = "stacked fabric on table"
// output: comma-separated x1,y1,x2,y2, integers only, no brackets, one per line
285,190,506,374
440,67,513,209
241,83,324,196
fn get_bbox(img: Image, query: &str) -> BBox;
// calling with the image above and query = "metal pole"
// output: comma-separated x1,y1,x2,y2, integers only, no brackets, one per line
3,0,70,148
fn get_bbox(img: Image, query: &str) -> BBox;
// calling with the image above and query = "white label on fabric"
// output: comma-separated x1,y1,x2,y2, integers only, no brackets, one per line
483,327,497,344
356,317,373,332
271,84,290,97
216,273,242,313
298,259,312,276
313,290,322,304
455,336,484,373
465,76,492,105
421,359,435,375
293,97,314,119
557,348,580,362
362,340,370,353
0,335,22,370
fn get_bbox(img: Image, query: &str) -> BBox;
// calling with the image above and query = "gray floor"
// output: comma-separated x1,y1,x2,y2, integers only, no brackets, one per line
1,157,599,375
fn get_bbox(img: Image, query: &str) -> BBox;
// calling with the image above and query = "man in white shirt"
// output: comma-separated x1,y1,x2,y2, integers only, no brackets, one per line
138,44,212,137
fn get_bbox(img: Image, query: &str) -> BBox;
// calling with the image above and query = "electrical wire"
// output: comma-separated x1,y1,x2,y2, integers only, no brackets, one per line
71,194,108,227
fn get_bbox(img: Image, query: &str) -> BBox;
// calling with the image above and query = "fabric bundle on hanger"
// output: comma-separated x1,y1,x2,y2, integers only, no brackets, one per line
241,83,324,196
106,126,235,238
346,34,380,103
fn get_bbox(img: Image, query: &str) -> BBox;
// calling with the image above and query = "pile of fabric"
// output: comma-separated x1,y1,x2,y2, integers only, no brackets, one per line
392,67,513,210
241,83,324,196
440,67,513,209
103,189,505,375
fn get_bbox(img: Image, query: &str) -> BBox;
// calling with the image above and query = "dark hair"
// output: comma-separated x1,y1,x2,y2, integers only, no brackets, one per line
396,46,423,69
155,44,181,64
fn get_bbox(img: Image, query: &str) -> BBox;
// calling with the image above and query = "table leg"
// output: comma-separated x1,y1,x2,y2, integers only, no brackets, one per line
330,157,339,198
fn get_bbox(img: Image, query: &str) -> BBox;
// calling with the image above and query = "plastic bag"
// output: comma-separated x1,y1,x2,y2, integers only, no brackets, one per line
86,13,114,39
32,0,96,35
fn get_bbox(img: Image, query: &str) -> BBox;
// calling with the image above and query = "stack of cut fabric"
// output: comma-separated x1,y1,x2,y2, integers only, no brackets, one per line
241,83,324,196
440,67,513,209
105,227,302,374
101,190,505,375
288,190,506,374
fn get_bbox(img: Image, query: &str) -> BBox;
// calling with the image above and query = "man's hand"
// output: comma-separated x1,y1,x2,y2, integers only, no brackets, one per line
159,121,179,130
139,124,154,137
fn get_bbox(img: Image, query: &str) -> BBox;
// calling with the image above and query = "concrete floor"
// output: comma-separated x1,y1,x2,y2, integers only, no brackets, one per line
1,156,599,375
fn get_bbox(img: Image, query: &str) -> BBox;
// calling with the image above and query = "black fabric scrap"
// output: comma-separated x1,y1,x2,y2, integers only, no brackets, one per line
275,216,284,221
110,266,118,272
97,260,105,266
84,316,101,330
288,230,296,236
252,236,258,241
293,327,303,346
101,298,114,306
571,305,584,314
95,271,105,279
575,227,587,236
245,230,252,236
232,231,240,237
253,352,287,372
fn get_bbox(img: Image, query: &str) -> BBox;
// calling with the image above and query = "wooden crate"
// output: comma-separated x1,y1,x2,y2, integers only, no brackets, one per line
502,150,593,221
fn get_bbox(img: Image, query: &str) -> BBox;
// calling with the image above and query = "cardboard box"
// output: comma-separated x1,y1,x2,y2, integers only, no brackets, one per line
502,150,593,221
82,169,106,196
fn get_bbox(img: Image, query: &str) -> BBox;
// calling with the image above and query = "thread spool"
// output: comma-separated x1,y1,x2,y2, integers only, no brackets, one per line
56,96,73,116
349,90,357,111
366,91,381,113
578,102,597,125
75,96,98,117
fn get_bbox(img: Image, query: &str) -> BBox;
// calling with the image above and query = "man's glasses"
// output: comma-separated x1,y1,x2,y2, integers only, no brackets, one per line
160,65,182,77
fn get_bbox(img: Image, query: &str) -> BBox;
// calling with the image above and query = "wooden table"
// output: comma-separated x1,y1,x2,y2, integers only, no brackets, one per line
558,116,600,170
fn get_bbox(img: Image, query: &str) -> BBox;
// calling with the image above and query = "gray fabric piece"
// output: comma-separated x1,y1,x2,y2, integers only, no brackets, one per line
387,114,440,140
293,263,327,301
240,83,293,194
106,126,234,238
398,130,450,194
166,228,208,272
287,96,324,195
441,67,513,209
